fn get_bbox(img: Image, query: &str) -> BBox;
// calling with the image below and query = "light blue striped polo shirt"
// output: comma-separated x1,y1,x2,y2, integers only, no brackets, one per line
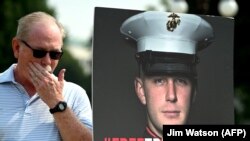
0,64,93,141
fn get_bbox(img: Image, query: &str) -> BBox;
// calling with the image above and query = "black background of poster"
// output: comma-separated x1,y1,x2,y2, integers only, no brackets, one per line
93,7,234,140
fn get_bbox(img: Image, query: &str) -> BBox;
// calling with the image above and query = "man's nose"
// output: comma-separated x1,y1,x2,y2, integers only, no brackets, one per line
165,79,177,102
41,52,52,65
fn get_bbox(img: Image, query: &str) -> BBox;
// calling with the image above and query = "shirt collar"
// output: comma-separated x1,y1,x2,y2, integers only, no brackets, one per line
0,64,18,84
144,126,162,140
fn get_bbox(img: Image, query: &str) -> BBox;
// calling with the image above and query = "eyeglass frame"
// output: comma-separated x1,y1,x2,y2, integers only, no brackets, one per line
19,39,63,60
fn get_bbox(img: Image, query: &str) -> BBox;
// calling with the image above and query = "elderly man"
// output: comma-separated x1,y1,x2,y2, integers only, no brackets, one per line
0,11,92,141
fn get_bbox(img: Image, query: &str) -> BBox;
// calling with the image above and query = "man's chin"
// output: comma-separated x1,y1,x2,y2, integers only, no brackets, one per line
162,119,185,125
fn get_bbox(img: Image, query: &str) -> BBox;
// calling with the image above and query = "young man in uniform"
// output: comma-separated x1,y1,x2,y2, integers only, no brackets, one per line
120,11,214,139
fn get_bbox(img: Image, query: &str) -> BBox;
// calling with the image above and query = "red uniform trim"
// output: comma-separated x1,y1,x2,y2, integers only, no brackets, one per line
145,126,162,140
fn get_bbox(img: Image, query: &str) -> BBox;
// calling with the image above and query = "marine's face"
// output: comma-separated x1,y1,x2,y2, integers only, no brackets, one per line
135,74,193,137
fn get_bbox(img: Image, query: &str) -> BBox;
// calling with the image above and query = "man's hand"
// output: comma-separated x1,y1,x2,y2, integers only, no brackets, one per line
28,62,92,141
28,62,66,108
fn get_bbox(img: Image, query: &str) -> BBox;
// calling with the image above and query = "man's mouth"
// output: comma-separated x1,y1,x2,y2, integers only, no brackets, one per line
162,111,180,118
45,66,52,73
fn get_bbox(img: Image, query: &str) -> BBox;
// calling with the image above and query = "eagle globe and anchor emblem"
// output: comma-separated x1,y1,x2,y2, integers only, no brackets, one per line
167,13,181,32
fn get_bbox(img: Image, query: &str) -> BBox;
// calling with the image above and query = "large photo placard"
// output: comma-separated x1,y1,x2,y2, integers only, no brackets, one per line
93,7,234,140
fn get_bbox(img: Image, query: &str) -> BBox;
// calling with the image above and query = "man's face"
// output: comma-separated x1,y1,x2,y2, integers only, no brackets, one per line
12,21,63,84
135,74,194,137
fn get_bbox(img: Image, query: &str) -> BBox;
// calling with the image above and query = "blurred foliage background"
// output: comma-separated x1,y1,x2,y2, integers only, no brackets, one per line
0,0,249,123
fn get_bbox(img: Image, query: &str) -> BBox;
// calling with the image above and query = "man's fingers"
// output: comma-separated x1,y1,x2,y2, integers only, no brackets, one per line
58,69,66,82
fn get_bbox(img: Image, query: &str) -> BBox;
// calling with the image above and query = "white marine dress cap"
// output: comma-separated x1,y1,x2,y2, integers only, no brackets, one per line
120,11,214,76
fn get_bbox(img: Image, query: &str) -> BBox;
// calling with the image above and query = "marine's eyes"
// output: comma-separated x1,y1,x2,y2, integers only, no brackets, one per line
150,76,191,86
153,77,166,85
174,77,191,86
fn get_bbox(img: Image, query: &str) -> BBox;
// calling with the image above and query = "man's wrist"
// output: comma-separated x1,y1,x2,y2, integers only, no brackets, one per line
49,101,67,114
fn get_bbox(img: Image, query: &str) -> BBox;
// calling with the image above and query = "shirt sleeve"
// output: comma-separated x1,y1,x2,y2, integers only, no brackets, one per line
63,82,93,131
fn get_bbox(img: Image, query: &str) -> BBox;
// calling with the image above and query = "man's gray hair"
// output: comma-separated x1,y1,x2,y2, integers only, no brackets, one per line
16,11,65,40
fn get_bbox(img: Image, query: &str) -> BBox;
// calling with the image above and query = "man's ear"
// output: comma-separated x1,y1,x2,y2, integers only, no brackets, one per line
12,37,21,59
134,77,146,105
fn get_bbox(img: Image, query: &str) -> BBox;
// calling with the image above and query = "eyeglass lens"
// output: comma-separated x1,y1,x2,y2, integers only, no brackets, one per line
20,39,63,60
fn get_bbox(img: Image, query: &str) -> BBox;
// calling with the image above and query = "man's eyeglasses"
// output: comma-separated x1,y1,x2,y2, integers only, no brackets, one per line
19,39,63,60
